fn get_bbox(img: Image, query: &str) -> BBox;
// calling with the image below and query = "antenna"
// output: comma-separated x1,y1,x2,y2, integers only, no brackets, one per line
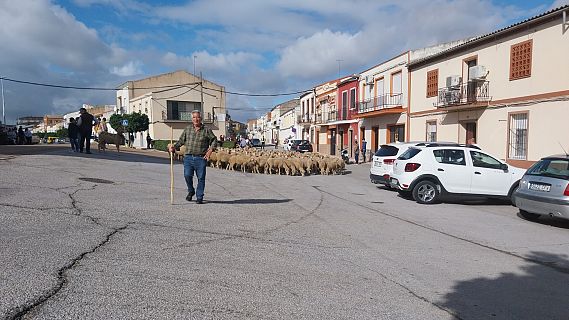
558,141,568,156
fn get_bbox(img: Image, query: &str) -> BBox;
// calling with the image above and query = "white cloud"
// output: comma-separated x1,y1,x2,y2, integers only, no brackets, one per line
110,61,143,77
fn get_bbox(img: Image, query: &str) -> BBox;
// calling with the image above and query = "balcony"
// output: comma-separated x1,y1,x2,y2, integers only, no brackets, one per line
321,110,338,123
357,93,403,114
297,113,313,124
436,81,490,108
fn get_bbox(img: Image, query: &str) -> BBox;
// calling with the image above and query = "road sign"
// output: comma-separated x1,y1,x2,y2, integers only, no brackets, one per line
121,119,128,126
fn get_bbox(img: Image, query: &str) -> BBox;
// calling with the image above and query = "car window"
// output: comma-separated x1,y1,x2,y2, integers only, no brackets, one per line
469,151,502,169
433,149,466,165
375,145,399,157
398,148,421,160
526,159,569,180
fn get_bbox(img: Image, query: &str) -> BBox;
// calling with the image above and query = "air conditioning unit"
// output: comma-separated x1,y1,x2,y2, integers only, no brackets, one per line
365,75,374,86
446,75,461,88
468,65,487,81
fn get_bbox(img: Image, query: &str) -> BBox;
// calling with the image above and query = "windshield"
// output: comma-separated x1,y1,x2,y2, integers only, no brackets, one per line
526,159,569,180
375,145,399,157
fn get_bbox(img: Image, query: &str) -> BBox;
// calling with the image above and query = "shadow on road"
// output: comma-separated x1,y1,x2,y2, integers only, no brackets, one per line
438,251,569,319
205,198,292,204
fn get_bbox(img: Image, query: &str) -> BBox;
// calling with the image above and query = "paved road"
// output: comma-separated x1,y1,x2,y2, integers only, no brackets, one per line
1,145,568,319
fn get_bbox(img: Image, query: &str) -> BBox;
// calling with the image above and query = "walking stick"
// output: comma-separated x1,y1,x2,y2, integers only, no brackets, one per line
170,126,174,205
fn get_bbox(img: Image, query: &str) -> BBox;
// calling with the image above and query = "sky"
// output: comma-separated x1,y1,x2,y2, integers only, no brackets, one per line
0,0,567,124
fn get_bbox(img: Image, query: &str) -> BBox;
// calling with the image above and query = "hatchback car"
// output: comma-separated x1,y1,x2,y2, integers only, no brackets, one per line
513,154,569,221
390,144,525,204
250,138,262,147
370,142,428,187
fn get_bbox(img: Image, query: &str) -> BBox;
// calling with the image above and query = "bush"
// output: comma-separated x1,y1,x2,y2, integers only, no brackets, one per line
153,140,170,152
221,140,236,148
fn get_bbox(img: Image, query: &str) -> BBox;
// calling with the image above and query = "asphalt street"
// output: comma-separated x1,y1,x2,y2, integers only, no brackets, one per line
0,144,568,320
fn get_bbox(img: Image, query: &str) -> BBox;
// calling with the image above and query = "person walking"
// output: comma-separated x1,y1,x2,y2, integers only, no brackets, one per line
168,110,217,204
24,128,32,145
361,138,367,163
146,133,152,149
17,126,25,145
354,140,360,164
261,136,265,150
68,118,79,152
77,107,95,154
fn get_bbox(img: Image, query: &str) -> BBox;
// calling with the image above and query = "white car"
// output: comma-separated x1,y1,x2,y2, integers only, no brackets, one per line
370,142,432,187
390,144,525,204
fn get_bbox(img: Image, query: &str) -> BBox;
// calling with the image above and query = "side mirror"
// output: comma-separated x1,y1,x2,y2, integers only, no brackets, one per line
500,163,509,171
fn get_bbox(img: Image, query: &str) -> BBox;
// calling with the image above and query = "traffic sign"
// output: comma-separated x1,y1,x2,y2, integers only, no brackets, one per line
121,119,128,126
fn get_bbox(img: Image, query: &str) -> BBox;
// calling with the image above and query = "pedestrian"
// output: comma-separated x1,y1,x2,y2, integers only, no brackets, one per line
77,107,95,154
17,126,25,145
24,128,32,145
261,136,265,150
128,133,134,148
361,138,367,163
146,133,152,149
100,117,108,133
354,140,360,164
68,118,79,152
168,110,217,204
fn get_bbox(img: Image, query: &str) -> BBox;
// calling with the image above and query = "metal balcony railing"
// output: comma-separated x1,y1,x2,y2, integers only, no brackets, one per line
357,93,403,114
321,110,338,123
436,81,490,108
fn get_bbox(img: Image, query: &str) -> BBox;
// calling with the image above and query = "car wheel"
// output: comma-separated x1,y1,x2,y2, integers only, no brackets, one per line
413,180,440,204
519,209,540,221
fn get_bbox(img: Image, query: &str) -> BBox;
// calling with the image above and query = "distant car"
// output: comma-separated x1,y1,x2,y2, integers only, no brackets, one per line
250,138,262,147
514,154,569,221
290,140,312,153
286,139,303,151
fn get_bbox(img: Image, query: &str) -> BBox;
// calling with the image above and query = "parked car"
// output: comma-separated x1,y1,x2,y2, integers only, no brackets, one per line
513,154,569,221
250,138,262,147
290,140,313,153
286,139,303,151
370,141,447,187
390,143,525,204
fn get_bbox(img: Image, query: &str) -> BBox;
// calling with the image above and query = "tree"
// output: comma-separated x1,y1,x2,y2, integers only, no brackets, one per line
55,127,69,138
108,112,149,134
109,114,124,132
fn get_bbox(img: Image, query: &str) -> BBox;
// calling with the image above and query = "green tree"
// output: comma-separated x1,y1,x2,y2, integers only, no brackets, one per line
109,114,124,132
127,112,149,133
55,127,69,138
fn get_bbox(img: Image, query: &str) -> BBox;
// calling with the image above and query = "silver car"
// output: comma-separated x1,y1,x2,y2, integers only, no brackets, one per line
514,154,569,221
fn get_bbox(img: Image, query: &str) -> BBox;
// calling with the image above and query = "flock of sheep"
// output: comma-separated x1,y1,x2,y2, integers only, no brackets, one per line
174,146,346,176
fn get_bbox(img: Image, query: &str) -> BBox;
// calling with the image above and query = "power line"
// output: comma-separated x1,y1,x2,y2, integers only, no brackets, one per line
0,76,311,97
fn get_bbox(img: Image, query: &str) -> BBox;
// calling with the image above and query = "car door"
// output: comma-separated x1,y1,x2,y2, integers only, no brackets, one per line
432,149,471,193
468,150,511,195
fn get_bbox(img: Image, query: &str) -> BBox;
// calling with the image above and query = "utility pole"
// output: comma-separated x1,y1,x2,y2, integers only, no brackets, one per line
336,59,343,78
1,77,5,125
193,56,197,75
200,72,204,113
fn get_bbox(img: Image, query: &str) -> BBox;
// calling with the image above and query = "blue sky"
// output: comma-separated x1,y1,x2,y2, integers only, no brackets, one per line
0,0,567,123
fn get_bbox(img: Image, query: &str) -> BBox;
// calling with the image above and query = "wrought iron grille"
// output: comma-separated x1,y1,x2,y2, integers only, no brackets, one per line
436,81,490,107
357,93,403,114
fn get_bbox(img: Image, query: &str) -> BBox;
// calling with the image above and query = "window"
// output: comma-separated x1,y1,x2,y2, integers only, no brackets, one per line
433,149,466,166
391,72,402,95
470,151,502,170
388,124,404,143
350,88,356,109
166,100,202,120
426,69,438,98
426,121,437,142
508,112,528,160
341,91,348,120
510,40,532,80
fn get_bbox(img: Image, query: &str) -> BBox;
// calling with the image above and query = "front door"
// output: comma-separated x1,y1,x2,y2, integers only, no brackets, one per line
348,130,353,158
330,129,336,155
388,125,405,143
465,122,477,145
469,150,512,196
371,127,379,153
338,131,344,152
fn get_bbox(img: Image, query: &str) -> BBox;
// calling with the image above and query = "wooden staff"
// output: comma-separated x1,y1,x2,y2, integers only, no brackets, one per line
170,126,174,204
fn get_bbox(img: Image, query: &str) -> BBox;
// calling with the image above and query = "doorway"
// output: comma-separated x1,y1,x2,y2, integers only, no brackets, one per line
465,122,477,145
387,124,405,143
330,129,336,155
371,126,379,153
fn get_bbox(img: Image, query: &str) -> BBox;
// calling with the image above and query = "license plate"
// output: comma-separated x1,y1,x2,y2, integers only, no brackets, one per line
529,183,550,192
374,161,381,167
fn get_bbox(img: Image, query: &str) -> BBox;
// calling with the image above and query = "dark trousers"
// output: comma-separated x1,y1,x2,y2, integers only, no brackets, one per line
79,131,91,152
184,155,207,200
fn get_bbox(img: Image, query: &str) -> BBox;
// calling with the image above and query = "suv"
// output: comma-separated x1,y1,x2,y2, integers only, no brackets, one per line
370,142,430,187
390,144,525,204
